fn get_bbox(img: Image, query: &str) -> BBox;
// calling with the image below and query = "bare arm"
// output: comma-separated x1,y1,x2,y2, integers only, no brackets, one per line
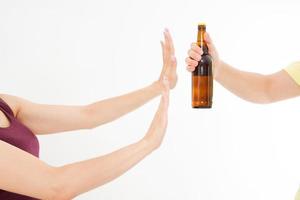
1,83,163,134
215,62,300,103
186,33,300,103
1,29,177,135
0,79,170,200
0,141,57,199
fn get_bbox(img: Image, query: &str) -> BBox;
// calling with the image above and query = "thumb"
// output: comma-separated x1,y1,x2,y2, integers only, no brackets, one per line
204,33,215,49
204,32,218,58
204,32,213,44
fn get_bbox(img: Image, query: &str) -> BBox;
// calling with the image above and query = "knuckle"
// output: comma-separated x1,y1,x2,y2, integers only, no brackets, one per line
192,45,199,51
189,51,195,57
192,54,199,60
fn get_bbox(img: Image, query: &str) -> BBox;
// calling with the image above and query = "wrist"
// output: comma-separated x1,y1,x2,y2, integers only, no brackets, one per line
214,59,224,80
140,137,157,153
149,81,164,96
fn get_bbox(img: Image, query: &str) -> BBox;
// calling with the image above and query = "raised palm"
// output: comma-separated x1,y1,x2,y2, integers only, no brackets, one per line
159,29,177,89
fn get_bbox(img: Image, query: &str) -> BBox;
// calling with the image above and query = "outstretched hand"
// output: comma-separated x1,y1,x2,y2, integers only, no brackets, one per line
159,29,177,90
144,29,175,148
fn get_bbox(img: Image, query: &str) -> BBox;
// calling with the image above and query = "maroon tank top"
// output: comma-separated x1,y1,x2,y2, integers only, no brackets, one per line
0,97,40,200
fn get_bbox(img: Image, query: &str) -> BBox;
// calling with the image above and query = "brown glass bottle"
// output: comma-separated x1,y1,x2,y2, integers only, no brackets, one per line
192,23,213,108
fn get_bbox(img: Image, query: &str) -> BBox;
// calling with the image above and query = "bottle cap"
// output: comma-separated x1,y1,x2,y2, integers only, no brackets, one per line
198,23,206,30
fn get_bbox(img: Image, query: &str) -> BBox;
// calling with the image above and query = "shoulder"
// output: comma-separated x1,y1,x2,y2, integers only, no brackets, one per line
0,94,22,117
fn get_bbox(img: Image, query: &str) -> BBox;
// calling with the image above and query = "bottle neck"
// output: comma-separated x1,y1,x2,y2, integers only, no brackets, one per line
197,29,209,55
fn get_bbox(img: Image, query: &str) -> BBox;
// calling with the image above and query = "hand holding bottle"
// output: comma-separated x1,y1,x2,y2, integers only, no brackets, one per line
185,32,221,78
188,24,214,108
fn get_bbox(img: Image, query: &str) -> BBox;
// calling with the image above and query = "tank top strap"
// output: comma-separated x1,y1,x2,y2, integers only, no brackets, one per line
0,98,15,117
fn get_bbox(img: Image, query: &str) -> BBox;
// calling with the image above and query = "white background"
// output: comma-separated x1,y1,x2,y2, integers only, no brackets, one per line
1,0,300,199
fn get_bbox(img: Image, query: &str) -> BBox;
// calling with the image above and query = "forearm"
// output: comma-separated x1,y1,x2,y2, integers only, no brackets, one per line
55,139,155,199
84,81,163,128
0,139,155,200
53,80,169,199
215,61,271,103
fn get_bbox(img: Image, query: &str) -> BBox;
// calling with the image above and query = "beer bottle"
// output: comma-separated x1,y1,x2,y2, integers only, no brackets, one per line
192,23,213,108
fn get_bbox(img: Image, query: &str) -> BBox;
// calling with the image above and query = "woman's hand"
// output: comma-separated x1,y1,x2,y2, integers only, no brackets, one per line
185,32,221,78
144,76,170,149
158,29,177,90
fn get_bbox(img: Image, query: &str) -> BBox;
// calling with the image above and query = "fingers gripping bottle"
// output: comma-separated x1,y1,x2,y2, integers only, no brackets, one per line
192,23,213,108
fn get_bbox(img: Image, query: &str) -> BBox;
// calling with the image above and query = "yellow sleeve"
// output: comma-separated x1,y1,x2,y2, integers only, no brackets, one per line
284,62,300,86
295,186,300,200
